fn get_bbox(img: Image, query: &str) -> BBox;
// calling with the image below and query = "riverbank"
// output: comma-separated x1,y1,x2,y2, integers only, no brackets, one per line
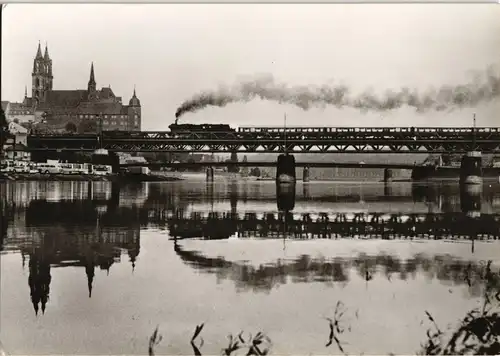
0,172,183,182
412,166,500,181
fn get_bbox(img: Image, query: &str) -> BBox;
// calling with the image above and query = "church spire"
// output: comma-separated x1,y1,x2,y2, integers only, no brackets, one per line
88,62,96,93
36,41,43,59
128,85,141,107
90,62,95,83
25,85,28,98
44,42,50,60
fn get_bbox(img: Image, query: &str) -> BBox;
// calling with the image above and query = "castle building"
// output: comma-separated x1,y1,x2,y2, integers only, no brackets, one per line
5,42,141,133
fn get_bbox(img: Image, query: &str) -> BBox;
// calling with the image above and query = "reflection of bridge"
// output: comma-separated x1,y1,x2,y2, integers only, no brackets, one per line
174,242,500,294
26,127,500,153
167,211,500,240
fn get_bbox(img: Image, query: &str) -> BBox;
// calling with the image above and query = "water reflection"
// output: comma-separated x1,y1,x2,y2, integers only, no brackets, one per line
277,183,296,211
174,242,499,296
1,183,142,315
2,180,500,355
19,221,140,314
1,180,500,315
3,181,500,246
167,183,499,241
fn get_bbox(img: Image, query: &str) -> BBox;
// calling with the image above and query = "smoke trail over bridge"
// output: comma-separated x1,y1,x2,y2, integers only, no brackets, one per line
175,66,500,119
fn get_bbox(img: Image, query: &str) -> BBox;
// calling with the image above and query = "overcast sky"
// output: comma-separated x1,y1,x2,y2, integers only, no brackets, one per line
2,4,500,130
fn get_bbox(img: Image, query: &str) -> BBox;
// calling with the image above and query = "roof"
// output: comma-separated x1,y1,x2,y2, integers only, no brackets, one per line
99,87,116,99
38,88,131,114
8,121,28,134
8,102,34,113
77,102,129,115
41,90,88,108
23,97,34,107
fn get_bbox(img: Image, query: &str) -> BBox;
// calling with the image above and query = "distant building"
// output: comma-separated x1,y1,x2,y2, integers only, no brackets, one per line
7,121,28,146
1,97,36,125
6,42,141,133
4,121,30,161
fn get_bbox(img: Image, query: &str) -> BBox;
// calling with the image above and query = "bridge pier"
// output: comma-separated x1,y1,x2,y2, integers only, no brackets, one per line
460,184,482,253
276,182,295,211
460,151,482,185
206,167,214,182
383,168,393,183
460,184,482,218
108,183,120,211
303,183,311,199
276,154,296,184
303,166,310,183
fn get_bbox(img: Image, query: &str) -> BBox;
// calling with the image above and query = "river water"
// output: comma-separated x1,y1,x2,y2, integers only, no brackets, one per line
1,179,500,355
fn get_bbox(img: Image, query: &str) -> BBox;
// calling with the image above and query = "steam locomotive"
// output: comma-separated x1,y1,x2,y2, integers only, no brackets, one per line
168,123,234,133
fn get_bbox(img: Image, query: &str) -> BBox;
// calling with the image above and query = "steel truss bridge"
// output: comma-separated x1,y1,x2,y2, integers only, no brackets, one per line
26,126,500,154
120,161,415,169
164,211,500,240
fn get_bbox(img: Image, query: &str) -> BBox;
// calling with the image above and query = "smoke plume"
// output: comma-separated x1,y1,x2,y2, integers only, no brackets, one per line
175,66,500,119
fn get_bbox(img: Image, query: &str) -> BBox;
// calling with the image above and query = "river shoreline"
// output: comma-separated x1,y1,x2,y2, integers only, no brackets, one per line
0,172,183,183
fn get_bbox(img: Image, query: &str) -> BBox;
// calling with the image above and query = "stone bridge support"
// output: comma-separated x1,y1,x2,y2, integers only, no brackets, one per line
303,183,311,199
206,167,214,182
109,183,120,209
303,166,310,183
383,168,393,183
276,154,296,184
460,184,482,217
460,151,482,185
460,183,482,253
276,182,296,211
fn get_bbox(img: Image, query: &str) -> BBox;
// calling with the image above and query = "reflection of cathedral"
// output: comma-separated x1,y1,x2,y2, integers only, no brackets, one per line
28,252,51,315
21,226,140,315
1,198,143,315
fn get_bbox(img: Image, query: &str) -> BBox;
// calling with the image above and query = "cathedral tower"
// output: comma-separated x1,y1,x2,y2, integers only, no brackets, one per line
32,42,53,105
127,86,142,131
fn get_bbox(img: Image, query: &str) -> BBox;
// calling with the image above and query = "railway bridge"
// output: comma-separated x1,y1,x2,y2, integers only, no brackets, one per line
26,126,499,182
